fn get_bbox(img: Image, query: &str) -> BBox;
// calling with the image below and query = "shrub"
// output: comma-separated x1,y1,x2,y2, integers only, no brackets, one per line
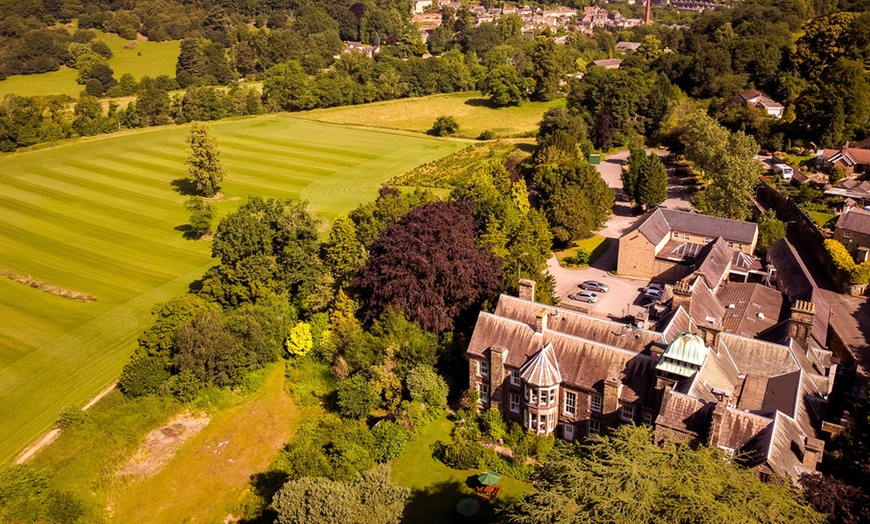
433,437,488,470
430,115,459,136
481,408,507,442
285,322,313,357
572,248,591,266
56,406,87,429
405,365,448,411
119,354,171,397
478,130,495,140
371,420,409,462
337,375,379,419
825,239,870,284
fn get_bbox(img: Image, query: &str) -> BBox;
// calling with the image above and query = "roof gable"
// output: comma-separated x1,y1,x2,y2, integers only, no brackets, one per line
520,343,563,386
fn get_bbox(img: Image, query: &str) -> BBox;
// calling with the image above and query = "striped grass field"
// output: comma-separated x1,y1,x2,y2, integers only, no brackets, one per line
0,115,465,464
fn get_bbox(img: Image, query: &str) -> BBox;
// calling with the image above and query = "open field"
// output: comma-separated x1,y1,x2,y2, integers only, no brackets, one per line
0,30,179,98
392,413,531,524
300,91,565,138
0,115,465,465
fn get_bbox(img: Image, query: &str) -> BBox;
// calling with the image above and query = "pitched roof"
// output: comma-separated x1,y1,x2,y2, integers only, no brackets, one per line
766,240,830,345
739,412,810,482
717,408,773,450
519,343,562,387
835,207,870,234
739,89,764,102
624,208,757,246
590,58,622,68
685,276,726,326
655,388,712,437
692,238,733,289
717,282,786,337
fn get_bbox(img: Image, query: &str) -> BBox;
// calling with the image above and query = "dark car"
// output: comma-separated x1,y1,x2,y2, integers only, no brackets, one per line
580,280,609,293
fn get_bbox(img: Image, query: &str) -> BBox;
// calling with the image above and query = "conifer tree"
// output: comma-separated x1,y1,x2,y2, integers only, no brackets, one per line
635,153,668,210
186,122,226,198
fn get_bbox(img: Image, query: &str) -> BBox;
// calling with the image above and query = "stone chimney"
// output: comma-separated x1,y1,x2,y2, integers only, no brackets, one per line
603,376,622,427
672,280,692,311
488,346,508,411
535,310,548,334
696,323,723,353
632,310,652,330
803,436,824,470
707,400,728,447
788,300,815,350
519,279,536,301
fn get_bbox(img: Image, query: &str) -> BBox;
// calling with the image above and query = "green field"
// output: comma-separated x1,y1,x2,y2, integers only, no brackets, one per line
0,116,465,465
0,30,179,98
301,91,565,138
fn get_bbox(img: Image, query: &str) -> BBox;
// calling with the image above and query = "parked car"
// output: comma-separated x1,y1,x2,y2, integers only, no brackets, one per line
580,280,609,293
644,283,664,294
569,291,598,303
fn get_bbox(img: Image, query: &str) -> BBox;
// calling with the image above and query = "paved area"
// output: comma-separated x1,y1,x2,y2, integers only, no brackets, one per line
551,149,694,318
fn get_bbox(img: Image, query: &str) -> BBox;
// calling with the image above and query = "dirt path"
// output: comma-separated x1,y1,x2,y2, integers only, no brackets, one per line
108,363,299,523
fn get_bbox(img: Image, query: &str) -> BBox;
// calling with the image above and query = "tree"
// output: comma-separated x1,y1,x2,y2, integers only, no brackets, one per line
501,425,824,524
172,309,239,387
481,64,529,107
536,160,615,246
634,153,668,210
337,375,379,419
272,465,408,524
621,146,647,205
800,473,870,524
184,196,214,238
370,421,409,462
530,37,561,102
405,364,448,410
354,201,502,332
757,209,786,255
430,115,459,136
322,214,365,288
285,322,313,357
185,122,226,197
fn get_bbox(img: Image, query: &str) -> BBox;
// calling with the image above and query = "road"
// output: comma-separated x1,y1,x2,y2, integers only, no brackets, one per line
553,149,691,318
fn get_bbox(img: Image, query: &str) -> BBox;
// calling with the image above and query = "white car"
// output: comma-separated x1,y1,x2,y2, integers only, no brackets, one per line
569,291,598,303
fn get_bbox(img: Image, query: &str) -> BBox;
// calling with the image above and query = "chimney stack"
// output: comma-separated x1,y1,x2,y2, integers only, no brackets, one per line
707,400,728,447
788,300,815,351
519,279,536,301
802,437,824,470
535,310,548,334
673,280,693,312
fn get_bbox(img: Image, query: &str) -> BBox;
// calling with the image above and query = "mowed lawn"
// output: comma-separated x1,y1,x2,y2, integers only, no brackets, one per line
0,115,465,464
392,413,531,524
300,91,565,138
0,30,179,98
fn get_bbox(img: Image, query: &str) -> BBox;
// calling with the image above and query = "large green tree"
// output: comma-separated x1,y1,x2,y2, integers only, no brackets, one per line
185,122,226,198
530,36,561,102
481,63,529,107
535,160,615,246
501,425,824,524
634,153,668,210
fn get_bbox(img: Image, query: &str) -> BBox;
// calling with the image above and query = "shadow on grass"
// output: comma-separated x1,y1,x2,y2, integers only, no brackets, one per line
403,480,499,524
174,224,202,241
171,177,198,196
515,142,536,154
463,97,499,108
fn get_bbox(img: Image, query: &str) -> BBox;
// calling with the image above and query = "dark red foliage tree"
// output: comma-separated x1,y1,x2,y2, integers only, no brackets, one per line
354,200,502,333
799,473,870,524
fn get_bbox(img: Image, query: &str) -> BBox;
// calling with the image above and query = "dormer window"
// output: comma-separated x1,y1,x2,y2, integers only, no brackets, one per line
590,394,602,413
478,360,489,376
510,369,520,386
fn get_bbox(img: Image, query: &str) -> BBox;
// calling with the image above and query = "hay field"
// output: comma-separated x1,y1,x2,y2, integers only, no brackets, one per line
0,116,464,464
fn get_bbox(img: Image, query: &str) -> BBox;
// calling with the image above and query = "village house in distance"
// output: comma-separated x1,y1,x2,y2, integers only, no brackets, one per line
467,209,838,482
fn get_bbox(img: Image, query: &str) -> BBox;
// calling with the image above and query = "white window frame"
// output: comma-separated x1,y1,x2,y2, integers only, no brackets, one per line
672,231,679,239
478,360,489,377
549,389,556,405
590,394,602,413
529,412,537,430
738,243,743,250
703,237,711,244
728,241,734,248
479,383,489,403
510,393,521,413
844,230,852,239
621,404,635,422
510,369,521,386
643,412,653,426
589,419,600,434
564,423,575,441
564,391,576,415
548,412,555,429
684,233,690,240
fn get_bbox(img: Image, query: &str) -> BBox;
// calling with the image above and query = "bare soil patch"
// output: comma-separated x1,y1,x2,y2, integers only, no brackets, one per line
117,412,210,478
0,267,98,302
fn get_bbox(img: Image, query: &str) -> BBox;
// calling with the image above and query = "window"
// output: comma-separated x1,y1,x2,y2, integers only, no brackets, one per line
510,393,521,413
844,230,852,239
529,412,537,430
589,419,600,434
530,389,538,404
643,412,653,426
565,392,577,415
684,233,690,240
728,241,734,248
478,360,489,376
738,243,743,250
621,404,635,422
548,412,555,429
704,237,711,244
549,389,556,405
672,231,679,239
510,369,521,386
590,394,602,413
540,414,547,431
564,424,575,441
479,383,489,403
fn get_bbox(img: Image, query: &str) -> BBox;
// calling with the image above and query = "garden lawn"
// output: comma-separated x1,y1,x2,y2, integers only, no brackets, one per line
554,234,611,268
299,91,565,139
807,210,836,228
0,30,179,98
392,413,531,524
0,115,464,465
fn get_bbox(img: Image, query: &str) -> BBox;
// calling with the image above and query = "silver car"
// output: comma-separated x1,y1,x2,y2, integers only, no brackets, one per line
580,280,609,293
569,291,598,303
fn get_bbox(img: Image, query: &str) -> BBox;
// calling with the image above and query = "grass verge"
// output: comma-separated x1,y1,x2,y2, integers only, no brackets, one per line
553,235,611,268
391,412,530,524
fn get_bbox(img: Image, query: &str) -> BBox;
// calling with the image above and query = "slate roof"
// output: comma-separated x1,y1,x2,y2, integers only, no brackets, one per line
766,240,830,346
685,276,726,326
520,343,562,387
627,208,757,246
655,388,712,437
835,208,870,234
738,412,809,481
615,41,642,52
717,282,786,337
692,238,733,289
716,409,774,450
590,58,622,68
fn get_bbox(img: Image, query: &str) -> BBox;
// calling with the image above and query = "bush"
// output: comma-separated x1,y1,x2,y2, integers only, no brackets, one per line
481,408,507,442
572,248,591,266
337,375,379,419
56,406,87,429
119,354,171,397
405,365,448,411
430,115,459,136
371,420,409,462
433,437,488,470
285,322,313,357
825,239,870,284
478,130,495,140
